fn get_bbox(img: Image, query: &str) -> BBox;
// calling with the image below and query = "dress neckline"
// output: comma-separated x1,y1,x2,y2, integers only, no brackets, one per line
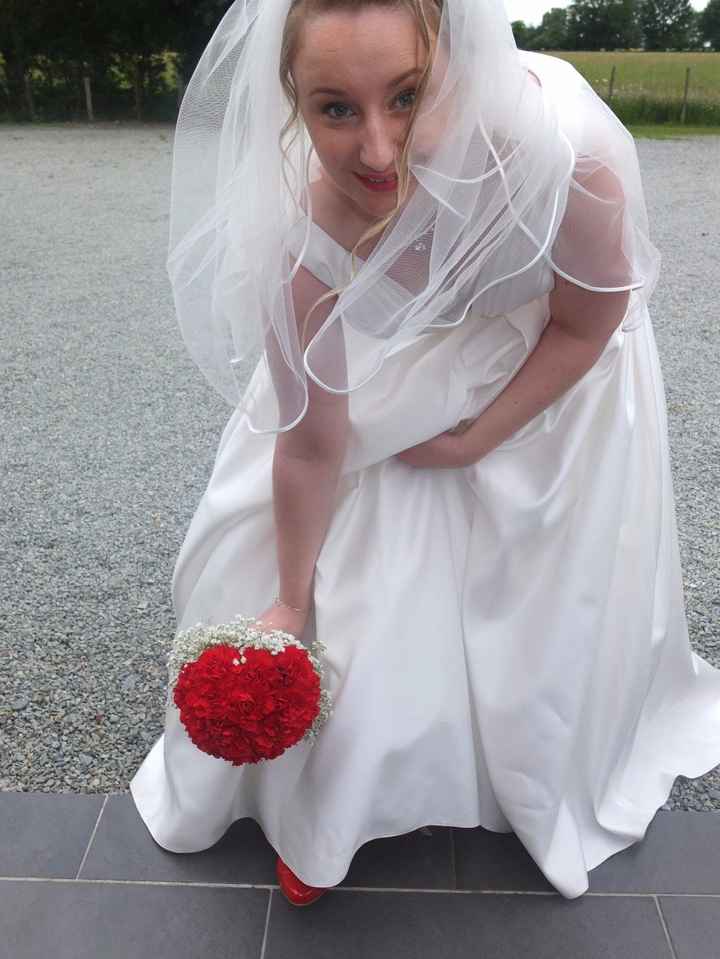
295,214,416,307
306,217,369,262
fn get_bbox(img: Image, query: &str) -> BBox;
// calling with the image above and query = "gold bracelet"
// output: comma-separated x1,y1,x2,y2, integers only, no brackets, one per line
273,595,308,613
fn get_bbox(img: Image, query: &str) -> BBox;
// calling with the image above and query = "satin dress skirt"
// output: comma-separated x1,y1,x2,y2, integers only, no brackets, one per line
129,291,720,898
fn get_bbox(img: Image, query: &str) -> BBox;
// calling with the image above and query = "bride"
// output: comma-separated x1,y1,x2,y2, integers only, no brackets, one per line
130,0,720,906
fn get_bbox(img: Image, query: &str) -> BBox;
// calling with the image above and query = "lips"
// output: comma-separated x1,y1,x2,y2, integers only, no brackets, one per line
353,172,398,193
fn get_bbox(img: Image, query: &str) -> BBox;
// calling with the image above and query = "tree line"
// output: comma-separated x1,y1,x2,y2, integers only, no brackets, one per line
2,0,720,122
0,0,232,121
514,0,720,52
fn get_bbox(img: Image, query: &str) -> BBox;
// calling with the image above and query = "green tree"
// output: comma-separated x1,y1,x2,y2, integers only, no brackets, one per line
0,0,50,118
566,0,641,49
686,9,706,47
639,0,695,49
700,0,720,48
39,0,113,119
511,19,535,47
527,7,570,48
167,0,233,84
103,0,175,119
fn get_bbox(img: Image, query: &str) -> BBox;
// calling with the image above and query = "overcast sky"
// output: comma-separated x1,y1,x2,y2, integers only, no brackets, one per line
503,0,708,27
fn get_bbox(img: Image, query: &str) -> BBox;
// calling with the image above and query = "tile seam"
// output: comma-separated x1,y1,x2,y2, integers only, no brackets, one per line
74,793,109,881
654,895,680,959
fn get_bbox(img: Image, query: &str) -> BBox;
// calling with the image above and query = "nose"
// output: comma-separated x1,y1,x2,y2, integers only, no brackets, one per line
359,112,399,174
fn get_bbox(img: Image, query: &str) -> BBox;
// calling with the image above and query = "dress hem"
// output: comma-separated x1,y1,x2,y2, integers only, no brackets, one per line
128,732,720,899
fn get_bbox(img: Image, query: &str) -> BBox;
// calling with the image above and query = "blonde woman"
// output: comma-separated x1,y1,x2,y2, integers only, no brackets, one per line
130,0,720,906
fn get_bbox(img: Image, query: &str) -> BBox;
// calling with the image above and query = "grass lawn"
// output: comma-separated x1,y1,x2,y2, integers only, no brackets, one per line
543,51,720,125
628,123,720,138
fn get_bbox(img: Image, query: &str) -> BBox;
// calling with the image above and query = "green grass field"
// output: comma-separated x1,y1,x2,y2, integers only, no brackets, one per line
545,51,720,126
627,123,720,137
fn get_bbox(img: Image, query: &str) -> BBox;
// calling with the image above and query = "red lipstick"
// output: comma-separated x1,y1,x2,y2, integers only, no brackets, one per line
353,172,398,193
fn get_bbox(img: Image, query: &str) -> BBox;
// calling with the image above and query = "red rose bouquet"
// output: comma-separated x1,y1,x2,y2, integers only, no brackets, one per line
165,614,333,766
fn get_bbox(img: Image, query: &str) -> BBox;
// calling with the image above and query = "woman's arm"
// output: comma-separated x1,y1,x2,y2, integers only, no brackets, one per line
398,156,636,470
461,277,630,463
256,266,349,636
396,275,631,469
272,388,349,611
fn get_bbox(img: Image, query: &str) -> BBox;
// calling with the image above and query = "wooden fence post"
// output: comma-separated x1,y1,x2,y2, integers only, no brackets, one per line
133,56,143,121
83,73,94,123
607,64,616,103
23,71,36,120
680,66,691,124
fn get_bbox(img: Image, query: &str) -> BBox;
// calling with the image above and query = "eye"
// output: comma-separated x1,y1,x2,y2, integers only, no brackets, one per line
321,88,417,122
323,102,355,121
395,88,417,110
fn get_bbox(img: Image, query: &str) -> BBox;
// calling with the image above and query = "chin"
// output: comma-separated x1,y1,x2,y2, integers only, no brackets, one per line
343,183,398,222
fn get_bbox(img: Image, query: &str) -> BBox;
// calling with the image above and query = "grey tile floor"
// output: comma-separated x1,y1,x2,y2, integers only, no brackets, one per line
1,792,719,958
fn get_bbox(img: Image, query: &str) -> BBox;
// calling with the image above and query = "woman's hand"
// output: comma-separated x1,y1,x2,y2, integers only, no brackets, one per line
394,427,469,469
255,601,309,639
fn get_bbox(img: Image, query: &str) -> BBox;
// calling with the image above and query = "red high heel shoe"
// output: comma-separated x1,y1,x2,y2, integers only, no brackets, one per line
276,855,329,906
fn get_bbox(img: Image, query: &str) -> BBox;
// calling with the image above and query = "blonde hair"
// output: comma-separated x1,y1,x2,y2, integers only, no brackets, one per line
278,0,444,351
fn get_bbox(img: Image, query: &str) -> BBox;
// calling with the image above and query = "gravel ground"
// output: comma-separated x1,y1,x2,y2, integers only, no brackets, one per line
1,124,719,811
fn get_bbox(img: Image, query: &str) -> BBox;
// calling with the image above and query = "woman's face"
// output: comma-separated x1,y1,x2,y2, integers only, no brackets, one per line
291,5,440,224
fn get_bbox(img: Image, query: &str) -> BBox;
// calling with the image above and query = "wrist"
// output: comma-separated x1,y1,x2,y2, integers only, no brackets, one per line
275,576,314,613
274,594,311,614
447,417,484,466
458,422,490,466
447,417,481,467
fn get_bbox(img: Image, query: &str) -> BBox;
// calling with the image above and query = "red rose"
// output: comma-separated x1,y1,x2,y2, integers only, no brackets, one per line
173,643,322,765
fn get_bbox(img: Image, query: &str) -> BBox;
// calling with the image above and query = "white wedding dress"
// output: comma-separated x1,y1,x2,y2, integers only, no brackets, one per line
129,216,720,899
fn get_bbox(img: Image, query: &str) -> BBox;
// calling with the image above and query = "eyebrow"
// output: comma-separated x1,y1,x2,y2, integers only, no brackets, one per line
309,66,423,97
